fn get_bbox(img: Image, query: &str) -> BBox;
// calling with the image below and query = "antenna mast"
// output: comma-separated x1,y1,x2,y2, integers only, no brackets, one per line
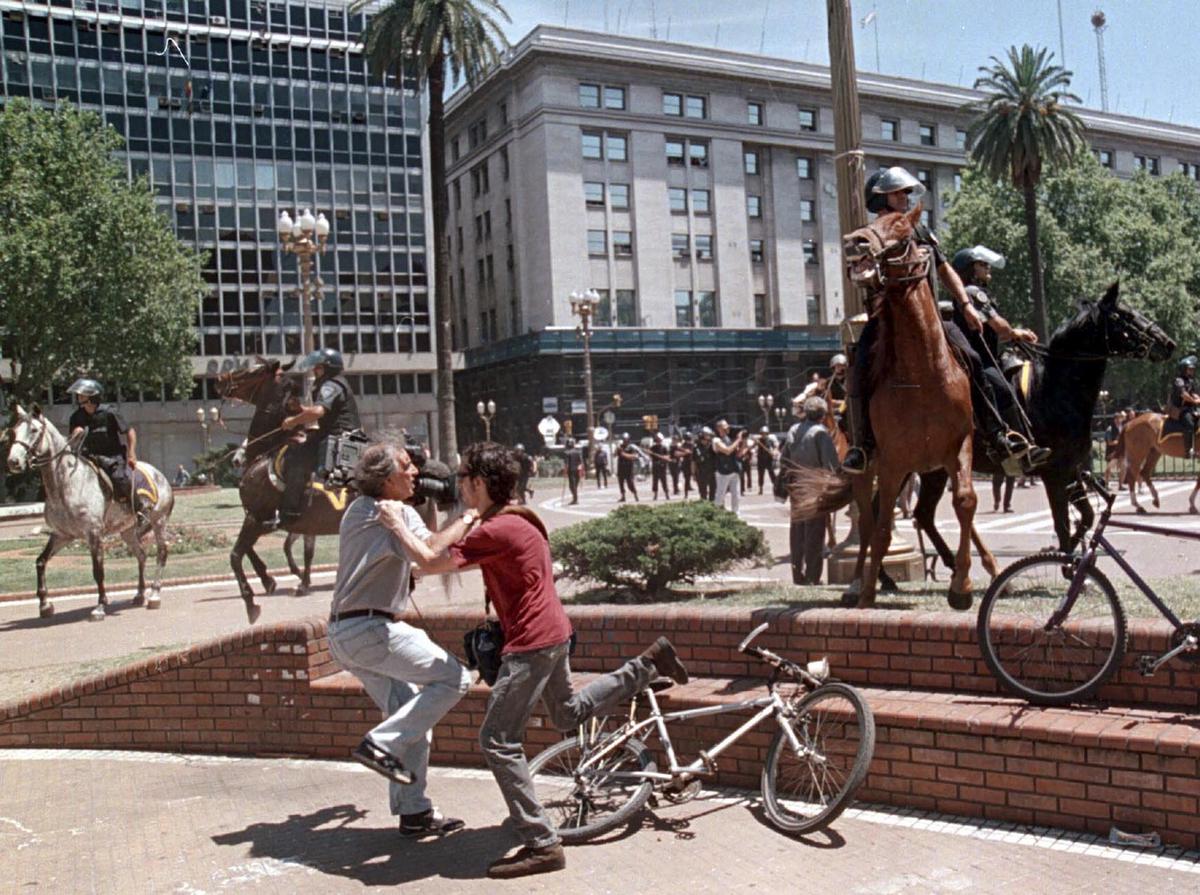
1091,10,1109,112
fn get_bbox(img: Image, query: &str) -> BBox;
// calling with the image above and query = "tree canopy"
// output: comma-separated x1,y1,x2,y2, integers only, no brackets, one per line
0,100,205,405
943,152,1200,406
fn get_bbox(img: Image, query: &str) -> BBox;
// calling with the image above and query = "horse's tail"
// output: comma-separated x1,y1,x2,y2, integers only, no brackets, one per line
786,466,853,520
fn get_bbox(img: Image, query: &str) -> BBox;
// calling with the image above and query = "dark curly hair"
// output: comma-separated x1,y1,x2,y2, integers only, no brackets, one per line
460,441,519,505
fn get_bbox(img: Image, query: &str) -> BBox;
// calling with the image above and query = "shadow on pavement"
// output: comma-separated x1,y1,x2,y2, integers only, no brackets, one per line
0,600,131,631
212,803,512,885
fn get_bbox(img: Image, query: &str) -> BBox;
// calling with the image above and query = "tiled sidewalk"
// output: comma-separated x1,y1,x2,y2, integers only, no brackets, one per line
1,750,1196,894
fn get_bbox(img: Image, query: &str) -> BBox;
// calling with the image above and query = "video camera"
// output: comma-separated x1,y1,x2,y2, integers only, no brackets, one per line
403,440,458,510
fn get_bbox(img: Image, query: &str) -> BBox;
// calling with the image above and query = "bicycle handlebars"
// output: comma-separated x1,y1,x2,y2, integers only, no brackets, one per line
738,622,770,653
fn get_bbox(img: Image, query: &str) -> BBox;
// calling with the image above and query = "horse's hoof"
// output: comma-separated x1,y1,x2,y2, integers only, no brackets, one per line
855,597,877,610
1136,506,1148,515
146,594,161,610
840,592,858,608
39,603,54,619
293,585,309,598
1153,498,1161,508
246,604,262,625
89,606,106,622
1190,505,1199,516
880,578,899,595
948,590,974,611
264,577,278,596
131,593,146,607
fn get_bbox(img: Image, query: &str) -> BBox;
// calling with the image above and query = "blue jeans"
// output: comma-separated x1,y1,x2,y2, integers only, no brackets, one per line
479,641,655,848
329,616,471,815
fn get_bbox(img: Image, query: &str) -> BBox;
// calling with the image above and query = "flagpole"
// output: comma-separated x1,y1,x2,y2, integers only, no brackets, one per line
872,4,880,71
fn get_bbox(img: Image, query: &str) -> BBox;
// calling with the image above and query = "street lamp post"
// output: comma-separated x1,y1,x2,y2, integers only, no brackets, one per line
195,405,221,453
570,290,601,461
277,209,331,359
773,406,788,429
476,399,497,441
757,394,775,430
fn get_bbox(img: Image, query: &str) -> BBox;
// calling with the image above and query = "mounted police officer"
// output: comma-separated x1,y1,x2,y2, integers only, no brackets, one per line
1168,355,1199,459
266,347,360,530
841,168,1042,474
66,378,147,524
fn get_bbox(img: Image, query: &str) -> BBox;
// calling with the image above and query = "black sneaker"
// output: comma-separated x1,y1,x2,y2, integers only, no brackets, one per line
352,738,413,786
640,636,689,685
487,843,566,879
841,447,868,475
399,808,464,838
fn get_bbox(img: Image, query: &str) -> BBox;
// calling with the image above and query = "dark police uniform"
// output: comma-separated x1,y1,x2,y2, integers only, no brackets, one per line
564,444,583,504
616,441,640,502
69,403,134,503
280,373,361,523
1169,374,1198,457
649,439,671,499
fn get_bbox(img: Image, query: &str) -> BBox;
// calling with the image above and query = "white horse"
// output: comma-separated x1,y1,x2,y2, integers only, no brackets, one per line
5,403,174,621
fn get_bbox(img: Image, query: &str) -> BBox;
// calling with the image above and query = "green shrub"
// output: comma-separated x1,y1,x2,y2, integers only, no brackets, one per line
193,443,241,487
551,500,771,596
538,454,565,477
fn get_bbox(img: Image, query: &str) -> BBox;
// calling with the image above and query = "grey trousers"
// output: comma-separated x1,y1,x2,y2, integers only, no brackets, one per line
479,640,655,848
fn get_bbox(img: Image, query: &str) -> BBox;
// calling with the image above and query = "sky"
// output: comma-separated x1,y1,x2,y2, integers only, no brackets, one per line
490,0,1200,130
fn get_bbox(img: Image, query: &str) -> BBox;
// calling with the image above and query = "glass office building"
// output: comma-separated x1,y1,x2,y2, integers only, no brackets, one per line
0,0,438,466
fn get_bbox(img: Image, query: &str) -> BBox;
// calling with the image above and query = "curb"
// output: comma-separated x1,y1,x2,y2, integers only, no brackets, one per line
0,564,339,604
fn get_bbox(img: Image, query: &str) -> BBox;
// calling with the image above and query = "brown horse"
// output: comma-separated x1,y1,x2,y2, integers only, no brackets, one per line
217,360,351,623
791,205,993,608
1117,413,1200,514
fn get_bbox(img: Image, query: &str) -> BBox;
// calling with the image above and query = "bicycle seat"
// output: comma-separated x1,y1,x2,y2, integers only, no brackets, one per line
647,677,675,693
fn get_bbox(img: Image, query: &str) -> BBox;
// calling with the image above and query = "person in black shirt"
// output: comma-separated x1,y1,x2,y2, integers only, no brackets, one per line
616,434,640,502
672,433,694,498
1168,356,1199,459
563,438,584,505
648,433,672,500
694,428,716,501
66,378,145,520
268,348,361,530
754,427,779,494
593,442,610,489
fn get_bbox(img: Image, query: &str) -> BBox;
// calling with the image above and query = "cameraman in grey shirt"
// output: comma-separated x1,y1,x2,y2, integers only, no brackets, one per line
781,397,839,585
329,439,478,838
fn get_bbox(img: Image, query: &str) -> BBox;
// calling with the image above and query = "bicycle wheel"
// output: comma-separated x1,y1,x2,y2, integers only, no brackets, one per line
977,551,1127,705
761,681,875,836
527,730,656,843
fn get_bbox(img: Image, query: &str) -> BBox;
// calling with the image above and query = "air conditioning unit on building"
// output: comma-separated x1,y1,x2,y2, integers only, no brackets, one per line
331,110,345,122
211,16,227,26
253,104,265,115
352,111,366,123
4,10,25,21
167,97,182,109
199,203,216,214
101,22,119,33
175,201,191,213
335,209,351,220
330,47,344,58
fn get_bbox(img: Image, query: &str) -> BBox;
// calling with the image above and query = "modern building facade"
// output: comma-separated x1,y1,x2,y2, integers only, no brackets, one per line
0,0,436,470
444,25,1200,445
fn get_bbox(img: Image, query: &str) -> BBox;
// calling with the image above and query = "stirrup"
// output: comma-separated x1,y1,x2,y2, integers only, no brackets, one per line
842,448,869,475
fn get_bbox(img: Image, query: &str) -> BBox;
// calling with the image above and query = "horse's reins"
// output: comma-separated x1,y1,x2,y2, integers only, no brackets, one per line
10,417,74,468
847,228,932,288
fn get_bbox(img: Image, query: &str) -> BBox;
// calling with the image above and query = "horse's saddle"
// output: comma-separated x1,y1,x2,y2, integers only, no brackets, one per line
264,445,351,511
1161,416,1194,438
1004,358,1035,408
84,457,115,502
81,458,158,507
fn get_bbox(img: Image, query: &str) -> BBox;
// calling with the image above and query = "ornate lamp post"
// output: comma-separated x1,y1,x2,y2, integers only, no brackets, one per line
757,393,775,429
476,399,497,441
195,405,220,453
569,290,600,460
276,208,331,358
773,406,788,429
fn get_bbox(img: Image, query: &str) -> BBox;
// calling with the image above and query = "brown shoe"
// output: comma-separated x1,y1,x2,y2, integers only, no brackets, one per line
640,636,689,685
486,843,566,879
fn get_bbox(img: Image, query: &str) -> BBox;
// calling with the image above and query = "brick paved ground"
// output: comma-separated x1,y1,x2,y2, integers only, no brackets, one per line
1,750,1196,895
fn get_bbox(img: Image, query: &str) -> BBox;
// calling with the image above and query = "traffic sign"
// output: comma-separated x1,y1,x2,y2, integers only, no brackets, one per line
602,410,616,425
542,397,559,413
537,415,561,442
593,425,609,442
570,399,587,415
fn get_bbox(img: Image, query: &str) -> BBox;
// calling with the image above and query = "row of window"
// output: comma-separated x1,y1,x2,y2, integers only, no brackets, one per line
585,229,820,267
197,328,433,358
587,230,634,257
673,291,719,327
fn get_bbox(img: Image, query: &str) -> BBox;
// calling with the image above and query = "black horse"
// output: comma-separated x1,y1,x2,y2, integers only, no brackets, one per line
913,282,1175,572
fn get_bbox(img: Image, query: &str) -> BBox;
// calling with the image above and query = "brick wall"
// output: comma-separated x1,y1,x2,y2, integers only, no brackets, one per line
2,607,1198,849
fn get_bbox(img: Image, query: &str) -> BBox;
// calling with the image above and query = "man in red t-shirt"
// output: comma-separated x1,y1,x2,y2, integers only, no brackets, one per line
381,442,689,879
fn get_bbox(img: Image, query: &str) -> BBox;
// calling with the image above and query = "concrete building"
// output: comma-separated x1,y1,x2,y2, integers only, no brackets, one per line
0,0,436,473
443,25,1200,444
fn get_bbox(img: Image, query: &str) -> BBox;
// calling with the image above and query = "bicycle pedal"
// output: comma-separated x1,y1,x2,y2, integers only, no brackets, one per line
1136,655,1158,678
698,750,719,775
663,778,703,805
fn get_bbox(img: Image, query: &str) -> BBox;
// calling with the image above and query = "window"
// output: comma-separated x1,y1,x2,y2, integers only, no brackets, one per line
593,289,612,326
694,234,712,260
672,233,690,259
662,92,682,116
955,127,967,150
474,215,483,240
499,102,508,125
1096,149,1114,169
1183,162,1200,180
579,83,601,108
797,156,813,179
916,168,931,187
685,95,707,119
697,292,717,327
604,86,626,110
587,229,607,255
806,294,821,325
800,200,814,222
606,134,628,162
750,239,765,263
748,101,764,126
612,231,633,256
674,290,694,327
920,208,933,228
584,181,605,206
747,195,762,218
692,189,711,214
798,108,817,131
610,183,630,209
665,139,685,166
803,240,818,264
688,142,709,168
500,146,509,180
582,131,603,159
668,187,687,213
744,150,760,175
919,123,936,147
953,171,963,192
754,294,768,327
616,290,637,326
1134,154,1160,175
881,118,898,141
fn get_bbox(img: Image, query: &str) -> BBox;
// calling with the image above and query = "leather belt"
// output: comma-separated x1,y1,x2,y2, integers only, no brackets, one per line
330,608,392,623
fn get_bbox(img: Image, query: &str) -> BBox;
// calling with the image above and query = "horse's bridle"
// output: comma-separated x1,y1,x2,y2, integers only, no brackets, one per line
8,416,55,468
845,228,932,289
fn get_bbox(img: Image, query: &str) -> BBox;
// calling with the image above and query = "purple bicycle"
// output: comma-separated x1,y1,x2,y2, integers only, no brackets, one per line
977,470,1200,705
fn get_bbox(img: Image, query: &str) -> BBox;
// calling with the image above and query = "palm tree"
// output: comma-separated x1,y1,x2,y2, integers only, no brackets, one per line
352,0,510,457
966,45,1086,340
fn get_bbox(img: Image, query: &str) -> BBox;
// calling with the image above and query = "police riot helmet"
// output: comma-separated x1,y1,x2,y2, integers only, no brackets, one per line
620,432,630,441
66,378,103,402
515,443,525,452
1180,355,1198,373
951,245,1007,283
865,166,926,214
296,347,344,376
830,353,848,368
564,437,575,448
700,426,714,436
